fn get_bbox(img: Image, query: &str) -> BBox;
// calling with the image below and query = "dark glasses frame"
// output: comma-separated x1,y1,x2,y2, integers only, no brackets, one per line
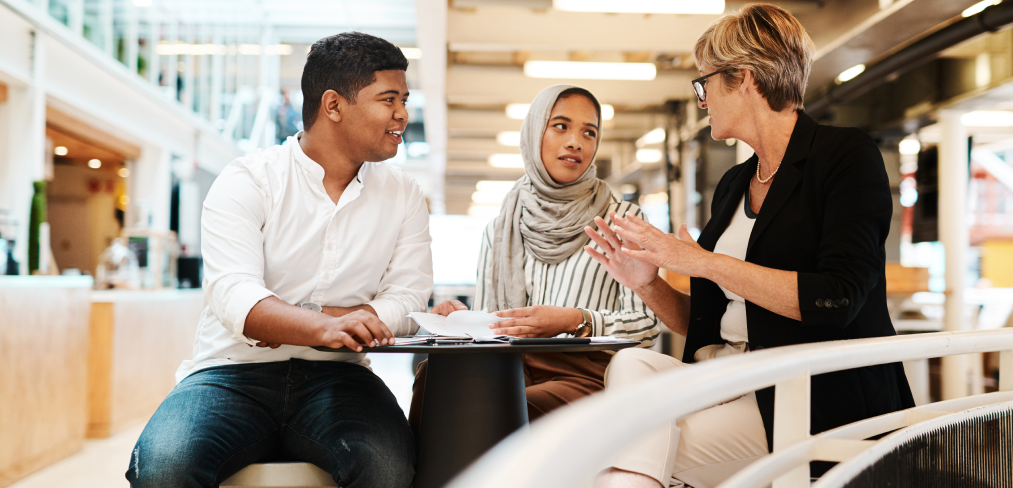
691,70,726,102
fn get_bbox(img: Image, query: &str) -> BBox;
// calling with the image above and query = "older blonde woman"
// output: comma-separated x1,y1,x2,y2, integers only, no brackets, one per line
589,5,914,488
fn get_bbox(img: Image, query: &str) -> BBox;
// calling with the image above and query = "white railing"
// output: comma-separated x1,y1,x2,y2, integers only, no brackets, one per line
446,329,1013,488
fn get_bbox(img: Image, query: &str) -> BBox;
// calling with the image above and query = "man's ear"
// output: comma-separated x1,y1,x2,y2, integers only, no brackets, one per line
320,89,347,124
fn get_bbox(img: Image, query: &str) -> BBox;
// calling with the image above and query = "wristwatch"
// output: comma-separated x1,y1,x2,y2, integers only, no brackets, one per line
574,309,593,338
300,302,323,313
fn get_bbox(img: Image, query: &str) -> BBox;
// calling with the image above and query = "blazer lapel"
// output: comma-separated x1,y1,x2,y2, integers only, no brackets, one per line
746,112,819,255
698,157,753,252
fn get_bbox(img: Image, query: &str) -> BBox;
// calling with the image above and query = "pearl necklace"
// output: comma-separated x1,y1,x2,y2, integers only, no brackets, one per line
756,159,782,184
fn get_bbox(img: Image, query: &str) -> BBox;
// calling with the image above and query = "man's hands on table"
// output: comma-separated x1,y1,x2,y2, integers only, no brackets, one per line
247,298,393,352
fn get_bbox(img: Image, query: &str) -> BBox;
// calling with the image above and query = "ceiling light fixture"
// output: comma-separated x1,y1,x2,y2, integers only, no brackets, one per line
962,0,1000,17
836,64,865,84
601,104,615,121
636,128,666,147
506,104,530,120
553,0,724,14
489,154,525,168
961,110,1013,127
524,61,657,81
496,132,521,147
400,47,422,59
898,138,921,155
88,159,102,169
636,149,663,163
54,146,68,156
118,167,130,178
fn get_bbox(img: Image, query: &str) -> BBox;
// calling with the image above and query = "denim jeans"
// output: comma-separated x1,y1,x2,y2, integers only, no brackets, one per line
126,359,415,488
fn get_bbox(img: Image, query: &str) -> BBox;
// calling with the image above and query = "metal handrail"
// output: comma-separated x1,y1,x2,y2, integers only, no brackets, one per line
446,329,1013,488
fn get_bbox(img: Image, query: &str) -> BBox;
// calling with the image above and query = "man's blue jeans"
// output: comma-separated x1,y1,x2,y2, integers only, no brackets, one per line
126,359,415,488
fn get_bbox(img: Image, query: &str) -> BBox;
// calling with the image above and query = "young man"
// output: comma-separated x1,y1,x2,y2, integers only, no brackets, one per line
126,32,432,488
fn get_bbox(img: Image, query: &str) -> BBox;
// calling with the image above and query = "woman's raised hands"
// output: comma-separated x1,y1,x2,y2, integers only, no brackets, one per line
606,212,710,278
583,212,659,292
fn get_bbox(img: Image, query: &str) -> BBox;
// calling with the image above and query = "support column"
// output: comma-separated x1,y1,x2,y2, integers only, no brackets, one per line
415,0,448,214
938,109,970,400
209,25,224,126
125,3,139,73
146,10,159,84
0,31,47,274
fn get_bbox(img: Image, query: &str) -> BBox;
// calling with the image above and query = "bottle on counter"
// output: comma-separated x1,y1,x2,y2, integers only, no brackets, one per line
95,237,140,289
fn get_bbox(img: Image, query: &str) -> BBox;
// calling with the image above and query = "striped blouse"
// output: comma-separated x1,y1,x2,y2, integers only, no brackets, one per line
473,199,661,348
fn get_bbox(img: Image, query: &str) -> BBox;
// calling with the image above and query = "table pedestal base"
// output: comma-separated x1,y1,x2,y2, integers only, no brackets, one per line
414,352,528,488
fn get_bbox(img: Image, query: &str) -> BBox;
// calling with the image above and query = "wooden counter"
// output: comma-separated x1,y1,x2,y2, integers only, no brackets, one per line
0,276,93,488
87,289,203,438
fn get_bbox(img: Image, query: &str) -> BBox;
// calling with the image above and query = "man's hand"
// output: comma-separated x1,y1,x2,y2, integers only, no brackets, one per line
431,300,468,317
489,306,584,338
318,310,394,352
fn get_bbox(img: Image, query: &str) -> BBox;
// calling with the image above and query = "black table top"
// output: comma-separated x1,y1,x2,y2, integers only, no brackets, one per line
312,341,638,354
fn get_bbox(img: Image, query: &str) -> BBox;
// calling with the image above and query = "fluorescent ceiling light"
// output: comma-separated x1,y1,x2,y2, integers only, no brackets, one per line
477,180,517,193
497,132,521,146
506,104,530,120
472,191,507,204
553,0,724,14
524,61,656,81
836,64,865,84
54,146,68,156
468,205,502,219
118,167,130,178
601,104,615,121
961,110,1013,127
962,0,1000,17
400,47,422,59
489,154,525,168
636,128,666,147
636,149,663,163
88,159,102,169
898,138,921,155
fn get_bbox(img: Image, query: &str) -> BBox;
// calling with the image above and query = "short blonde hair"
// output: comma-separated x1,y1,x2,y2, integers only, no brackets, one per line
694,3,815,112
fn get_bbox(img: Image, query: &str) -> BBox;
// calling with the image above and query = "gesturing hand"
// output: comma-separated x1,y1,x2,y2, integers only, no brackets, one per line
584,212,659,293
611,213,710,277
489,306,583,338
432,300,468,317
318,310,394,352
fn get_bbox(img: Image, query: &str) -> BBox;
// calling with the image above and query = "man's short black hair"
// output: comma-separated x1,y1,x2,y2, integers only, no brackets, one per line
301,32,408,130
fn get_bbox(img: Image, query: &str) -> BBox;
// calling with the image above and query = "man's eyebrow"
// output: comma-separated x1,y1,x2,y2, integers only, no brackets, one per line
376,89,408,97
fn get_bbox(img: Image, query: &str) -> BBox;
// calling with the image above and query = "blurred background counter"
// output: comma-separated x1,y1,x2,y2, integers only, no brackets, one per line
0,276,92,486
87,288,202,438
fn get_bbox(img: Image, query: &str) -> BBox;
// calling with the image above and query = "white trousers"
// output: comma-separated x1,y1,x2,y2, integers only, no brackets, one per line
606,347,769,488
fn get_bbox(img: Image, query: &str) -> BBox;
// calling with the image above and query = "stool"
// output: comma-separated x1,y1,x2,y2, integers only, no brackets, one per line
220,462,338,487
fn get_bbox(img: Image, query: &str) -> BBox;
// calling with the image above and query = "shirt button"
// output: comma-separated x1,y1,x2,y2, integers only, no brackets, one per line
816,299,824,308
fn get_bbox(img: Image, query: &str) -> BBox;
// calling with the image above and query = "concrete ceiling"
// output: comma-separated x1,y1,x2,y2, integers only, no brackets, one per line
428,0,985,215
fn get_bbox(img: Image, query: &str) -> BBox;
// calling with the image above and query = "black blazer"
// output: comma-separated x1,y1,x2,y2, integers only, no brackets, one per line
684,112,915,451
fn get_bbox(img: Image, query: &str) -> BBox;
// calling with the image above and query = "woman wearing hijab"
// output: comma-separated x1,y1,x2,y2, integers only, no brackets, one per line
408,85,662,426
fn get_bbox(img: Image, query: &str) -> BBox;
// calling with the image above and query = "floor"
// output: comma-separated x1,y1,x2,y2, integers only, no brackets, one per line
9,353,419,488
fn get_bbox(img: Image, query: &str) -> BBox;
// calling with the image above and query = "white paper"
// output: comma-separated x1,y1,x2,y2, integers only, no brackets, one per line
588,337,637,343
407,310,508,339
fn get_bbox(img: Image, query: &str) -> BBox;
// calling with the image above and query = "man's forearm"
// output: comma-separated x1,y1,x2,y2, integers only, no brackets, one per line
322,304,376,319
245,296,331,346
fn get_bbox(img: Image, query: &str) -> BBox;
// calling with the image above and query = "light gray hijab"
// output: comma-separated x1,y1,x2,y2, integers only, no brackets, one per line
482,84,613,312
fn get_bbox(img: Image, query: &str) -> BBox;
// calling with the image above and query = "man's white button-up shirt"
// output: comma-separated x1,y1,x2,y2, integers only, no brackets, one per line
176,134,433,383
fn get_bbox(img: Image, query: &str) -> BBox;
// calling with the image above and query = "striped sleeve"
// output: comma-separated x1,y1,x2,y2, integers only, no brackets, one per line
471,218,496,312
587,203,660,348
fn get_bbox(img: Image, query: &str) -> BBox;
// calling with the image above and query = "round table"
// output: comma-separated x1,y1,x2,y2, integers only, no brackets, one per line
314,341,637,488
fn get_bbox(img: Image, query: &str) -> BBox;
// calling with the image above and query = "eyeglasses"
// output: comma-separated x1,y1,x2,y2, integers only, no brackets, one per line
691,70,725,103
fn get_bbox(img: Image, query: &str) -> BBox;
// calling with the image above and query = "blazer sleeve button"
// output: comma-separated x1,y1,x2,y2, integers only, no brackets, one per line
824,299,834,308
841,298,849,307
816,299,823,308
